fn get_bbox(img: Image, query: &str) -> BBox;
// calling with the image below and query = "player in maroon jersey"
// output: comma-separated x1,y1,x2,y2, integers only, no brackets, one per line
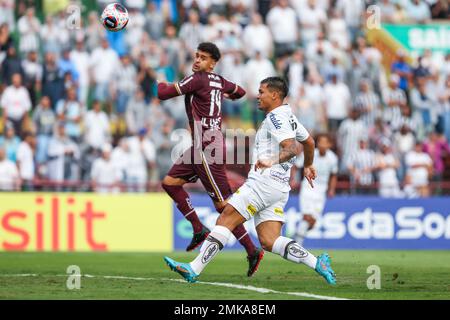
158,42,264,277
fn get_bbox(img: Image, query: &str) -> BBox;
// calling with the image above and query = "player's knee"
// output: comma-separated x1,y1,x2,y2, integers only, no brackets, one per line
162,176,185,187
258,235,274,252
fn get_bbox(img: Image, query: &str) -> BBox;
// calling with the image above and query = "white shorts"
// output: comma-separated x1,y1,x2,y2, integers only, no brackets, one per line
228,178,289,227
300,187,326,219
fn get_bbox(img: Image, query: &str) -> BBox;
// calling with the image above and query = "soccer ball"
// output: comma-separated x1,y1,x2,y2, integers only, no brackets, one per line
101,3,129,32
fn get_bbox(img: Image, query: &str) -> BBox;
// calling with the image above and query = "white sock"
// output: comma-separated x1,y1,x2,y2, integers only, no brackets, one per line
190,225,231,275
272,236,317,269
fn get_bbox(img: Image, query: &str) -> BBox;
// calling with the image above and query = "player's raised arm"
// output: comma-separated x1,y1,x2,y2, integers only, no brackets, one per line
157,73,204,100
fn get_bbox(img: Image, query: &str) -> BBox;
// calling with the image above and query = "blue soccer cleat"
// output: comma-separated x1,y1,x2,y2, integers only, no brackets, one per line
164,256,199,283
315,252,337,285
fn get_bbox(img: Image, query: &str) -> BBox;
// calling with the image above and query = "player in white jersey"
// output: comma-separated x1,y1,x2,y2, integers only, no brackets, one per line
164,77,336,285
295,134,338,246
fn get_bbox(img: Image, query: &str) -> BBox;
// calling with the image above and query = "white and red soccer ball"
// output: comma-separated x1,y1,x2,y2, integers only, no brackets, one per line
101,3,129,32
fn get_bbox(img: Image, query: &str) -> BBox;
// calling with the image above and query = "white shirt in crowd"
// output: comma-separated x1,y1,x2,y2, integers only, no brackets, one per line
337,118,366,168
243,57,276,97
84,110,110,150
242,22,273,58
126,136,156,180
70,48,90,87
376,153,399,187
91,157,123,193
0,158,19,190
297,149,338,194
324,81,351,120
0,85,32,120
249,104,309,192
405,150,432,187
89,46,120,84
266,5,298,44
16,141,34,180
297,4,326,44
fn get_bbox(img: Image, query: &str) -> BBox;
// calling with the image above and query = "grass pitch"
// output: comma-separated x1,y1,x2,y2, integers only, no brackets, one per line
0,250,449,300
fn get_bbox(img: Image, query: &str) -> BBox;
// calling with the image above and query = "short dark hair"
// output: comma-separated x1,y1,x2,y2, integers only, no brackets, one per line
260,77,289,99
197,42,221,61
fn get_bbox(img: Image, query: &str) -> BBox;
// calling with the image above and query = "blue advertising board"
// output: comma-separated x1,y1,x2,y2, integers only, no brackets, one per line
173,196,450,250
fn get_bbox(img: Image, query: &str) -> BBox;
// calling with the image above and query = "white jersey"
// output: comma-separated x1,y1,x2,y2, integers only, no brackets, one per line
249,104,309,192
297,149,338,194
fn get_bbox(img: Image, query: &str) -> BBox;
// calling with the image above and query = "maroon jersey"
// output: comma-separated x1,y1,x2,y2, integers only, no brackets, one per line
174,72,239,148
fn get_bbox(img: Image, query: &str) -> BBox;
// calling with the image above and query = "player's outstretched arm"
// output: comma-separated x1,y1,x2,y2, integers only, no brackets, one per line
157,82,180,100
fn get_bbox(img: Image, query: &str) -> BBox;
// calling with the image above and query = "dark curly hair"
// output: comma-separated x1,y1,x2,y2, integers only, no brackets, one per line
197,42,221,62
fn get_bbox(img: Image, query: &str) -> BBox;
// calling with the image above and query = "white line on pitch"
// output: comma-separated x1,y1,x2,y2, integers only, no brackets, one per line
0,274,349,300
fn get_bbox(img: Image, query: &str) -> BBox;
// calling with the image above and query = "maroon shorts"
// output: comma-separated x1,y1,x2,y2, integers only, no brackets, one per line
167,146,232,203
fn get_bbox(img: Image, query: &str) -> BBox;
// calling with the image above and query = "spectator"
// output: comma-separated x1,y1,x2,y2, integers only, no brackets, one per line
47,123,80,188
243,50,276,127
347,139,376,194
126,128,156,192
406,0,432,23
70,40,90,107
113,54,137,114
56,87,83,143
32,96,56,166
378,0,397,23
382,74,407,131
404,141,433,197
84,100,110,151
1,73,31,136
354,79,381,127
89,37,120,103
375,140,402,198
0,1,15,31
17,7,40,55
297,0,326,48
154,119,176,180
40,15,69,55
111,137,131,186
324,73,351,132
422,131,450,193
179,10,205,58
0,122,20,162
368,117,392,151
242,13,273,59
42,52,64,110
91,143,123,193
125,88,149,135
327,9,349,50
137,54,157,103
337,108,366,173
16,131,35,190
410,77,438,133
0,146,20,190
285,49,308,101
1,46,24,85
58,49,79,91
145,2,165,41
22,50,42,108
391,49,413,92
0,23,13,65
85,11,105,52
336,0,365,43
393,123,416,180
266,0,298,58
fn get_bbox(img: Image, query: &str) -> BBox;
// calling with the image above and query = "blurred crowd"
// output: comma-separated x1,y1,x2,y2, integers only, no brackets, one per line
0,0,449,196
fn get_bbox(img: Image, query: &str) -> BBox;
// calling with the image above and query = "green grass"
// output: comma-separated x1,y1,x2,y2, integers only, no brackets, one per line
0,250,449,300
